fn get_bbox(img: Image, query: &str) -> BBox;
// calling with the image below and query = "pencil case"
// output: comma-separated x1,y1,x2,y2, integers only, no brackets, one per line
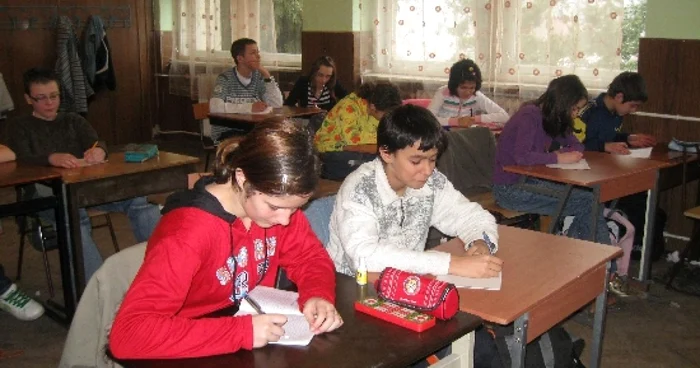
354,297,436,332
124,144,159,163
375,267,459,321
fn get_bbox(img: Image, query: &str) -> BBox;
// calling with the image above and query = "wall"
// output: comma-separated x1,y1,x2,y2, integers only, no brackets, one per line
0,0,155,145
646,0,700,40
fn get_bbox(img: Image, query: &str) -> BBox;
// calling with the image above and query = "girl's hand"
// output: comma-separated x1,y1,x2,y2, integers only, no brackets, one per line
251,314,287,348
302,297,343,334
555,151,583,164
457,116,475,127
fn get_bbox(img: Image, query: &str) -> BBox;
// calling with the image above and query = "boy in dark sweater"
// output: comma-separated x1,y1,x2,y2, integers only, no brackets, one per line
3,68,161,281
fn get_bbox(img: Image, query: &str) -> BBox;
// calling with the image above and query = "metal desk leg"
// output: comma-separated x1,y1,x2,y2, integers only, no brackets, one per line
511,313,529,368
53,181,77,320
591,185,601,242
590,261,612,368
638,171,660,281
547,185,573,234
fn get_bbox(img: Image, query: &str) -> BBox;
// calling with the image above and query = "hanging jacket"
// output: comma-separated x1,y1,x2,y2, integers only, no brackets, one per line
55,16,94,113
82,15,116,91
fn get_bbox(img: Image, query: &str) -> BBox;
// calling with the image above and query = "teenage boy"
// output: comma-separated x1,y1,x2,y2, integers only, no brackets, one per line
4,68,161,281
0,144,44,321
576,71,656,154
325,104,503,278
209,38,284,142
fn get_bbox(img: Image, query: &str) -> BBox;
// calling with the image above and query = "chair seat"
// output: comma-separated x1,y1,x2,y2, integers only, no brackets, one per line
467,191,526,220
685,206,700,220
147,193,172,207
86,209,110,217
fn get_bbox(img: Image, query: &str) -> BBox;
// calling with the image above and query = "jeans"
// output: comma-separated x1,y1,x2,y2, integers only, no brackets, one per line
320,151,376,181
0,264,11,295
29,184,161,281
493,178,611,245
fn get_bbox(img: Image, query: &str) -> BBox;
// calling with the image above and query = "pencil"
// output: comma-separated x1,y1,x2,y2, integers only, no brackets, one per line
90,141,98,150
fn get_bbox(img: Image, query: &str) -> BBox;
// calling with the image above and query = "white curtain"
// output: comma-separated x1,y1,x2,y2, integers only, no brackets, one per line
358,0,625,114
168,0,278,100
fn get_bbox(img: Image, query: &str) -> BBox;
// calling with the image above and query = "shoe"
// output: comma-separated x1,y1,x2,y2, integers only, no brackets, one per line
0,284,45,321
609,273,630,297
29,219,58,252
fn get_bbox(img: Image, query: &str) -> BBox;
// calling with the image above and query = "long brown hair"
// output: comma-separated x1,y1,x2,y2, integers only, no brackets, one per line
308,56,337,100
213,121,321,196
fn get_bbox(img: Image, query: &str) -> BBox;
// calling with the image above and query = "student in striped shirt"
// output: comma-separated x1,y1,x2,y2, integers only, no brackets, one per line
284,56,348,111
209,38,284,142
427,59,509,129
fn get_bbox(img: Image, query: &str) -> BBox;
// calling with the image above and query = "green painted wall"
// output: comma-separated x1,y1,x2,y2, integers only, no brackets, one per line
158,0,173,31
646,0,700,39
302,0,356,32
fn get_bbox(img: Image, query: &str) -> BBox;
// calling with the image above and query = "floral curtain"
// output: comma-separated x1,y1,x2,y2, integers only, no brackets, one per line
168,0,278,100
358,0,625,113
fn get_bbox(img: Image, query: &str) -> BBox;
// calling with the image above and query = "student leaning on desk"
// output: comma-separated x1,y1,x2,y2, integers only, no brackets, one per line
109,121,342,359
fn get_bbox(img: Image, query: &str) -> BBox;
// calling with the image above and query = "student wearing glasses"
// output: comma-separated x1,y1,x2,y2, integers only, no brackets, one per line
110,122,342,359
3,67,161,281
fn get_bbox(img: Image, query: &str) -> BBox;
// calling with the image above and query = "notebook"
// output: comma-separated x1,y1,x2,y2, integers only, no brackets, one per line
236,286,315,346
628,147,653,158
436,271,502,290
546,159,590,170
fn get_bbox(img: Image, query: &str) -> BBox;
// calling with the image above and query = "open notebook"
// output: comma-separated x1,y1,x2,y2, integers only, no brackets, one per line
236,286,314,346
437,271,502,290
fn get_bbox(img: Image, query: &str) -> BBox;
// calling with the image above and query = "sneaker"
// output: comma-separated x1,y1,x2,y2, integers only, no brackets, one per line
609,273,630,297
0,284,45,321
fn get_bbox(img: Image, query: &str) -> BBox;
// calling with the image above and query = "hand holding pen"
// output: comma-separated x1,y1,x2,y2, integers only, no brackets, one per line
246,295,289,348
84,140,106,164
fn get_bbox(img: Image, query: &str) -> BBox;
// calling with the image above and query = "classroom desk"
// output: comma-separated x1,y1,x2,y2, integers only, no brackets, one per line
120,273,482,368
56,152,199,298
342,143,378,154
0,162,75,323
503,151,666,278
434,225,622,368
209,106,323,129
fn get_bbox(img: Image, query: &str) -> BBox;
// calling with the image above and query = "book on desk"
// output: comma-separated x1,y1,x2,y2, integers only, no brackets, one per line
124,144,159,163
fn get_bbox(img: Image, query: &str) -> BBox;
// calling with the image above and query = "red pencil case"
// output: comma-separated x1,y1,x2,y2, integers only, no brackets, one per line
354,297,436,332
375,267,460,320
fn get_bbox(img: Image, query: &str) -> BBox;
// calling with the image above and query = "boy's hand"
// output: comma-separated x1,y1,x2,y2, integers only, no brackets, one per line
256,65,272,79
466,240,491,256
302,297,343,334
252,101,268,113
251,314,287,348
84,147,106,163
48,153,80,168
604,142,630,155
628,134,656,148
449,254,503,278
555,151,583,164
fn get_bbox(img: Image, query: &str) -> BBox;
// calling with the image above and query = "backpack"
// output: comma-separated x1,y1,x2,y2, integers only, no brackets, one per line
486,324,585,368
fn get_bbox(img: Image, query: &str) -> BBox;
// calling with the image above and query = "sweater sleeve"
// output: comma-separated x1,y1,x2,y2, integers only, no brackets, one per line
512,109,558,166
210,74,253,113
334,192,452,276
314,98,353,152
262,78,284,108
284,78,306,107
278,212,336,308
427,87,453,127
430,174,499,253
474,92,509,126
5,120,50,165
109,213,253,359
71,114,107,157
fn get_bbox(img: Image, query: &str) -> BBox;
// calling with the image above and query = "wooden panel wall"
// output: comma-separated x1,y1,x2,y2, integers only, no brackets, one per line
0,0,154,145
301,31,360,93
624,38,700,248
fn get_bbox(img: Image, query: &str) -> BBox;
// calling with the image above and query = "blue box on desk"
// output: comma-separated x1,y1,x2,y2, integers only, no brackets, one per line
124,144,159,163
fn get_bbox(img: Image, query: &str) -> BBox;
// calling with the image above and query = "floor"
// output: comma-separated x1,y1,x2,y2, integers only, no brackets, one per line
1,138,700,367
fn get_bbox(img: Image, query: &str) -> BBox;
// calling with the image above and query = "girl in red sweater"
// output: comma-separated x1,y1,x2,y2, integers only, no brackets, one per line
109,121,342,359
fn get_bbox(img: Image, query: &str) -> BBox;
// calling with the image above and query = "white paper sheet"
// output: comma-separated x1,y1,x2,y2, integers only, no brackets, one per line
437,272,502,290
628,147,653,158
546,159,590,170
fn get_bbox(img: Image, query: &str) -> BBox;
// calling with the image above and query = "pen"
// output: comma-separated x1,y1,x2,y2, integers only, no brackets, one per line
90,141,98,150
244,295,266,315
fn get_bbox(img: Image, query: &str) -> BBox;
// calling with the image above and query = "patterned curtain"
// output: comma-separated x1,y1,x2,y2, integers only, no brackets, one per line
168,0,278,100
358,0,625,114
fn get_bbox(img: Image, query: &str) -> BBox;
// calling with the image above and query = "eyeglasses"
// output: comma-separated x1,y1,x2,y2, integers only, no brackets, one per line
29,93,60,103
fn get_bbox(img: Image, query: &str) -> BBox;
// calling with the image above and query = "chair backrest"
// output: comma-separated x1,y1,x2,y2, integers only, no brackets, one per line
193,102,214,148
437,127,496,197
59,242,147,368
402,98,432,108
192,102,210,120
303,195,336,247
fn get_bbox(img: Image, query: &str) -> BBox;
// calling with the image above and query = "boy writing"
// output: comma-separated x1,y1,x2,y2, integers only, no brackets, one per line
209,38,284,142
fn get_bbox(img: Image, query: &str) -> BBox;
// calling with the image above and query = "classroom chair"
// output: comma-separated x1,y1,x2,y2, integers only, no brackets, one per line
59,242,147,368
402,98,432,108
193,102,216,171
665,206,700,293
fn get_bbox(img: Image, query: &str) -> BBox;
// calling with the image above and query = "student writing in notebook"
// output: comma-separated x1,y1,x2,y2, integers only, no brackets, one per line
110,121,342,359
492,75,611,245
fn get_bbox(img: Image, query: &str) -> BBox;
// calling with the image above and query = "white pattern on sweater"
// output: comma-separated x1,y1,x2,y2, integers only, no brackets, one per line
326,159,499,277
427,86,509,128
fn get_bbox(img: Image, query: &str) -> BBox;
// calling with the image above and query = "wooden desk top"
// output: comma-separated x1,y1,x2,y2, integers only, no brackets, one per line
209,106,323,124
314,179,341,199
121,274,481,368
58,152,199,184
0,161,62,188
648,143,699,165
433,225,621,326
503,151,667,187
342,144,378,154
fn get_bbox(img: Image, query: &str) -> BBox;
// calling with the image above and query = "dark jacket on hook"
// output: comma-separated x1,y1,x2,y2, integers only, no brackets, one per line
82,15,116,92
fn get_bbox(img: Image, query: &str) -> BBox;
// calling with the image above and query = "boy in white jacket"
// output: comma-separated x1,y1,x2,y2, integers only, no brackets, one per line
326,104,503,278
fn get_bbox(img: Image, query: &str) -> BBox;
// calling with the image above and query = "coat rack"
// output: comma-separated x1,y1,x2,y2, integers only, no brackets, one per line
0,5,131,31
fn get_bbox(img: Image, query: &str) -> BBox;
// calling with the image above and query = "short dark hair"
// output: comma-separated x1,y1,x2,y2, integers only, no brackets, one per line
447,59,482,96
213,120,321,196
534,74,588,138
230,38,257,65
23,68,59,94
357,80,402,112
607,72,648,103
377,104,447,155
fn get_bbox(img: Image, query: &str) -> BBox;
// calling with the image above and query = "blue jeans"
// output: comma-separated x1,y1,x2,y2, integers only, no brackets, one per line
493,178,611,245
30,184,161,281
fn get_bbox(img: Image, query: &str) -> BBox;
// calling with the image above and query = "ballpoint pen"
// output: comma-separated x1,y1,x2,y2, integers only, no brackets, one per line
90,141,98,150
244,295,266,315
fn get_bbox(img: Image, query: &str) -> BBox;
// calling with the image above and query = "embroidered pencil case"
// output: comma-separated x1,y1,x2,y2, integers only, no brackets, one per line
375,267,460,320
